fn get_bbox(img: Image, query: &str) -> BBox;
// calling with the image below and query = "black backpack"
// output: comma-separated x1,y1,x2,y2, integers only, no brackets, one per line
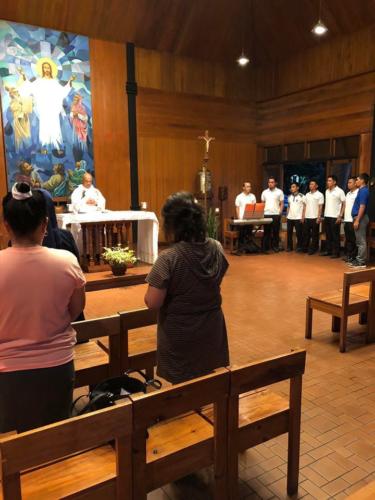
72,370,162,416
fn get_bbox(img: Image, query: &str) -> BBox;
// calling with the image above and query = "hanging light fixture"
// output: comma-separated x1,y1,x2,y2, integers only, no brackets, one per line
312,0,328,35
237,0,252,66
237,52,250,66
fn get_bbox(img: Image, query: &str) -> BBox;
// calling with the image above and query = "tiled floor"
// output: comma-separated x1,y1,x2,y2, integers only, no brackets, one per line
86,251,375,499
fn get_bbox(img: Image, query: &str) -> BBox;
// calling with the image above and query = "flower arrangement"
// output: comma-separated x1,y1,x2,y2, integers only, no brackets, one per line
102,245,137,271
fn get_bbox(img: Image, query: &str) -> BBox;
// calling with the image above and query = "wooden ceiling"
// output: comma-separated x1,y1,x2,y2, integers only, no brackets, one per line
1,0,375,64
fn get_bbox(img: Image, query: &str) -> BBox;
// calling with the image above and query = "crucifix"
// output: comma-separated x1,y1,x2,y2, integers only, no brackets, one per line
198,130,215,160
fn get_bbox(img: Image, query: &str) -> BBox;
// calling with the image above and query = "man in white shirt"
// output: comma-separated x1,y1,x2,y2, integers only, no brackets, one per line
302,180,324,255
261,177,284,252
234,181,256,253
321,175,346,258
71,173,106,213
343,176,358,263
286,182,305,252
235,181,256,219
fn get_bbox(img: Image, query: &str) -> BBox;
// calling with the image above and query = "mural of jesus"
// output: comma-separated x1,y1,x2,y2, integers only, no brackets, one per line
18,59,75,151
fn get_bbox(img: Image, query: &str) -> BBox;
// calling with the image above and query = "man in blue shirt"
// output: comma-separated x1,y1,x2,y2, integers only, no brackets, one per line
349,173,370,268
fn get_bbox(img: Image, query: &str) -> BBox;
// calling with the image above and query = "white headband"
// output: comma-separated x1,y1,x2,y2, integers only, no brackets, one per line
11,183,32,200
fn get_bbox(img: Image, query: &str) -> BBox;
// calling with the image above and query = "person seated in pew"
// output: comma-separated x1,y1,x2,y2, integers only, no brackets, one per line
286,182,305,252
70,172,105,213
144,192,229,384
343,176,358,263
0,183,86,433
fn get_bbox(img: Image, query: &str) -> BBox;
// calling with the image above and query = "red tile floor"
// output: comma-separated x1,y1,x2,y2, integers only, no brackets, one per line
85,252,375,499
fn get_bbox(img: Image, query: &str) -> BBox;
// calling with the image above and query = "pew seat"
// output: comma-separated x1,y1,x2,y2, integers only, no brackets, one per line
97,329,156,371
19,445,116,499
202,388,289,433
147,412,213,466
74,340,109,387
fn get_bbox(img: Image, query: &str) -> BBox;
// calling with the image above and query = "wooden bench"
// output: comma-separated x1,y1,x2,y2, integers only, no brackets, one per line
73,314,123,387
130,368,230,499
305,268,375,352
97,308,157,380
202,350,306,498
0,401,132,499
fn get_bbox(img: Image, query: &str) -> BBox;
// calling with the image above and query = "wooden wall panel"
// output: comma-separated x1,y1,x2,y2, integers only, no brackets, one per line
138,136,259,226
138,87,255,141
89,39,130,210
256,72,375,147
136,48,254,101
255,24,375,101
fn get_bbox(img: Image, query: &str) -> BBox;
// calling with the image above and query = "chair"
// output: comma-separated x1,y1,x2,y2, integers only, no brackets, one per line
202,350,306,499
97,307,158,380
223,218,239,252
0,401,132,499
305,268,375,352
130,368,230,500
73,314,123,387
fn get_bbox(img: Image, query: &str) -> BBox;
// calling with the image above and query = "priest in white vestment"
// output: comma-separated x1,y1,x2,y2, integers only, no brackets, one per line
71,173,106,213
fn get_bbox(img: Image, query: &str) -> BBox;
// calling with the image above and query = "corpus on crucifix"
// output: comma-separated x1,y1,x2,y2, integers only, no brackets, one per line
198,129,215,159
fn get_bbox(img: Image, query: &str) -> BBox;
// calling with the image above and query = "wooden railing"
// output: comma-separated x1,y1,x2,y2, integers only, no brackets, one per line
81,220,132,271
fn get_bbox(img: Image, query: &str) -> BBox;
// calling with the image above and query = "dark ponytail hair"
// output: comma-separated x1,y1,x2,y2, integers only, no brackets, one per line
2,183,47,237
162,192,206,243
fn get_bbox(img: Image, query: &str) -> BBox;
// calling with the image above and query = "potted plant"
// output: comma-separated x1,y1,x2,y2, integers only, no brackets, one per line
206,207,220,240
102,245,137,276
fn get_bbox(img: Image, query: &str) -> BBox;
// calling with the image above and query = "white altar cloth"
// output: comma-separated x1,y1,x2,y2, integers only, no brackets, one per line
57,210,159,264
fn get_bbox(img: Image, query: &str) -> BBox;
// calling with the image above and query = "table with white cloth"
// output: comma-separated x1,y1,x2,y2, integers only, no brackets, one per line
57,210,159,268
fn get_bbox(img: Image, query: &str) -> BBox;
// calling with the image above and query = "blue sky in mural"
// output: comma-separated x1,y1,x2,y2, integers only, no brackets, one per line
0,20,94,196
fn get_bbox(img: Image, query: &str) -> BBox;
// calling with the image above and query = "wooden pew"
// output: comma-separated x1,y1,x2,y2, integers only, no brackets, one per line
73,314,123,387
305,268,375,352
201,350,306,499
97,308,157,380
0,401,132,499
229,350,306,498
130,368,230,500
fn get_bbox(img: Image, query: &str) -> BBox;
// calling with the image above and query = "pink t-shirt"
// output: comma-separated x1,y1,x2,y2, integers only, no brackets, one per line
0,246,86,372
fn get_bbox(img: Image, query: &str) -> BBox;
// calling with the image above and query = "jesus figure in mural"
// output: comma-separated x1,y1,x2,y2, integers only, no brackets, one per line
18,59,75,151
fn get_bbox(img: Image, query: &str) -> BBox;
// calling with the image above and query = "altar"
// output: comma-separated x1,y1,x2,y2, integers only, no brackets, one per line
57,211,159,268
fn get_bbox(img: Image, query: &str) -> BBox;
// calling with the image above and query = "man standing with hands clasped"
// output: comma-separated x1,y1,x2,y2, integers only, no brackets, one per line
261,177,284,253
348,173,370,269
320,175,345,259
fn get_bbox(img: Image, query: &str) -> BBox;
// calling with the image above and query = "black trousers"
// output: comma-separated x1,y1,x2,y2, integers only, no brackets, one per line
303,218,320,252
0,361,74,433
324,217,341,255
287,219,303,250
344,221,357,259
263,215,281,251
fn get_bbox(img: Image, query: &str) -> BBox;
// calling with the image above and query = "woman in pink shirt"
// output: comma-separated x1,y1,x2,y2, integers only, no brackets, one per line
0,183,86,432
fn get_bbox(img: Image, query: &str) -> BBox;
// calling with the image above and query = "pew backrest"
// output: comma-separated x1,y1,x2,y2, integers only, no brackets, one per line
0,401,132,499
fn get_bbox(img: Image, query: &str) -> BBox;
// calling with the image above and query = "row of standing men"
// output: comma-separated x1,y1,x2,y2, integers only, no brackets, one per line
234,173,370,268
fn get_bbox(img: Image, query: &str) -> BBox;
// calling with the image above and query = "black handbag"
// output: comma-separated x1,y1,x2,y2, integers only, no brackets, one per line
72,370,162,416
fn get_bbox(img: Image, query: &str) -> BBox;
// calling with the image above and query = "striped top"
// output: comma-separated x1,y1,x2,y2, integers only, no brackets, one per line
146,238,229,384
